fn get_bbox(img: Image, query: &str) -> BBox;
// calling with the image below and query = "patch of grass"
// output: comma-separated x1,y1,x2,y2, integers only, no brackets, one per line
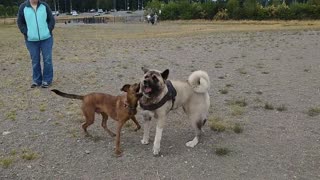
261,71,270,74
276,104,287,112
215,147,231,156
215,63,223,68
264,102,274,110
5,110,16,121
255,91,263,95
92,136,103,142
0,158,14,168
228,98,247,107
124,121,134,128
21,151,38,160
10,150,17,156
67,128,79,138
255,63,264,69
225,84,233,87
219,88,229,94
307,107,320,117
231,105,245,116
254,98,263,103
39,104,46,112
233,123,243,134
208,117,227,132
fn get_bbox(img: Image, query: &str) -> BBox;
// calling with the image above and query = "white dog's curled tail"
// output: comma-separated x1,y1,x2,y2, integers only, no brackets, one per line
188,70,210,93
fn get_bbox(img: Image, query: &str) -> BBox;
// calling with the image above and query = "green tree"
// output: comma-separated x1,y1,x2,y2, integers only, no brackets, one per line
227,0,241,19
243,0,257,18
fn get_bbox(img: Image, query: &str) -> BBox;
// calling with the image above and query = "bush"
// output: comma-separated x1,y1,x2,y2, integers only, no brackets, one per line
277,3,292,19
146,0,162,15
290,3,320,19
161,2,180,20
256,4,270,19
243,0,258,18
214,9,229,20
227,0,242,19
0,5,5,17
156,1,320,20
201,2,219,19
179,1,194,19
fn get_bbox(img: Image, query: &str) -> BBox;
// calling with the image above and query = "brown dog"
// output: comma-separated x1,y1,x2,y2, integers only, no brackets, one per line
51,83,142,155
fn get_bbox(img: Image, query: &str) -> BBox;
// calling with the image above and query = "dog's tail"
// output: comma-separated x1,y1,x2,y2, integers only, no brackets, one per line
188,70,210,93
51,89,84,100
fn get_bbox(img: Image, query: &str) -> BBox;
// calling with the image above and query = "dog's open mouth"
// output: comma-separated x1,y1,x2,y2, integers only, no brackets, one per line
143,86,152,93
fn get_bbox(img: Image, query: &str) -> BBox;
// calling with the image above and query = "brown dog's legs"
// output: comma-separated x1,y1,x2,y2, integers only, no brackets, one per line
131,116,141,132
101,113,116,137
115,121,125,156
82,107,95,135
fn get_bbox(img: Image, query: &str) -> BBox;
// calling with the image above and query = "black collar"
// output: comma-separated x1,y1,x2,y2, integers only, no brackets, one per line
140,80,177,111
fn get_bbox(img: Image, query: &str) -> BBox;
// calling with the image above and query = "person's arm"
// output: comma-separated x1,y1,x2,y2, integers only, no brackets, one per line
17,3,27,37
43,2,55,33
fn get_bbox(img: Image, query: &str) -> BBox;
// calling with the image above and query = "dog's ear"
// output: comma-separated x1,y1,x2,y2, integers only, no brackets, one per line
161,69,169,80
141,67,149,74
135,83,141,92
121,84,130,92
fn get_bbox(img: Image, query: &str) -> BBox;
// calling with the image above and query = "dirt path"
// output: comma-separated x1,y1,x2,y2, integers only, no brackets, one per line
0,22,319,179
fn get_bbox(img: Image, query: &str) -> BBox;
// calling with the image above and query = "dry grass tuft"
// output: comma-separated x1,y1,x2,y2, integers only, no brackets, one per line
215,147,231,156
307,107,320,117
208,116,228,132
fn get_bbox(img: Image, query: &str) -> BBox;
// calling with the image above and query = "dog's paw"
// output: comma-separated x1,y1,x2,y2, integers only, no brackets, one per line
134,126,141,132
115,149,123,157
141,139,149,145
186,138,199,148
153,147,161,156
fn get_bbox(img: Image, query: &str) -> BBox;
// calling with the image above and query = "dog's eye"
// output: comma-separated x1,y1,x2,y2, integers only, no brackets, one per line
145,75,149,79
152,75,158,81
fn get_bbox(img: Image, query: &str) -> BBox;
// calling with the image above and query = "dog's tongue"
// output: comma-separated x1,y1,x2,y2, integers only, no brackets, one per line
144,87,152,93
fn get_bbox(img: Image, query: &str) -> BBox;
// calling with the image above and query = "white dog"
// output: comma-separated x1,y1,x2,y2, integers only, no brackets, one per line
139,67,210,155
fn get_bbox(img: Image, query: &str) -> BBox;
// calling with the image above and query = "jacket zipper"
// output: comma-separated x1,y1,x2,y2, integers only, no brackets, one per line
33,7,41,40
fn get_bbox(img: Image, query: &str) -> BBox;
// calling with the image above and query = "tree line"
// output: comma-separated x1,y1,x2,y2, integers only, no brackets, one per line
146,0,320,20
1,0,320,19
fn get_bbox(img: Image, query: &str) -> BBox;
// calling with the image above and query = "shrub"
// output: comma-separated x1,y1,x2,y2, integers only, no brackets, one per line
179,1,197,19
161,2,180,20
277,3,292,19
290,3,320,19
146,0,162,15
243,0,258,18
201,2,219,19
227,0,242,19
214,9,229,20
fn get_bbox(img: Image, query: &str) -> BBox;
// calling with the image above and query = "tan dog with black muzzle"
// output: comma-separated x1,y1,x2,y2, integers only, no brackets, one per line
51,83,142,156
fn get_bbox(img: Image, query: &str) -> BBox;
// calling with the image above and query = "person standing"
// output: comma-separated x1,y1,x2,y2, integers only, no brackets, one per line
17,0,55,88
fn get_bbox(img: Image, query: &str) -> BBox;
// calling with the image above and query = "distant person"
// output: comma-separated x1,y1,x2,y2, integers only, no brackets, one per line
146,14,151,23
154,13,158,25
17,0,55,88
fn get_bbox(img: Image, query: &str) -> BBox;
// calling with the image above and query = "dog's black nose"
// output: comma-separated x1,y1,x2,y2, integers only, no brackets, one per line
143,80,148,84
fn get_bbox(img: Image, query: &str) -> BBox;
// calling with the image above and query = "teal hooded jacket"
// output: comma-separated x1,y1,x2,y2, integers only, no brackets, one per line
17,0,55,41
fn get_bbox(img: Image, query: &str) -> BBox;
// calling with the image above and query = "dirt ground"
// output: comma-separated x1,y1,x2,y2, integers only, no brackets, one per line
0,21,320,179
